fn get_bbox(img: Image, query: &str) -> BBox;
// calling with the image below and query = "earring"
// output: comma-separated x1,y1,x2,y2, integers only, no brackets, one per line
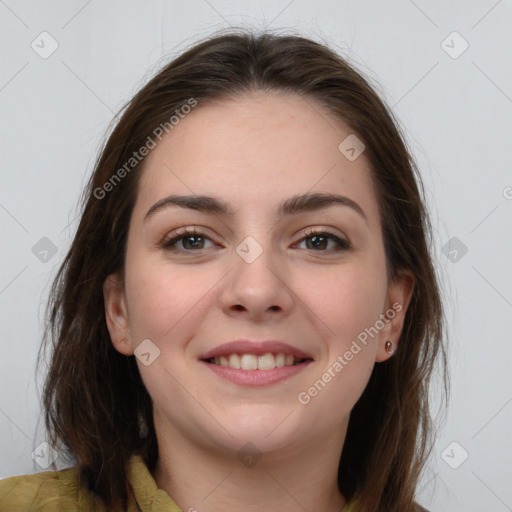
385,340,393,354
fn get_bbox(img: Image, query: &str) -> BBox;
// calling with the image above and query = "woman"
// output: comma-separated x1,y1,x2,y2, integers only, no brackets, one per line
0,29,447,511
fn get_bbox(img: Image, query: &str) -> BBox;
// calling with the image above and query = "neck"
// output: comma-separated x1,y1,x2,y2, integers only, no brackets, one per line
151,410,348,512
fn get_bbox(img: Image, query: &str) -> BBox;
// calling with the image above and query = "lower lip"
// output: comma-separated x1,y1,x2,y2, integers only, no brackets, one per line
201,360,312,386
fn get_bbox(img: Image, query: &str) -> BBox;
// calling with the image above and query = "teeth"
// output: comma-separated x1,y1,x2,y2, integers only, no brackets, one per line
241,354,258,370
228,354,240,369
211,352,304,370
258,353,275,370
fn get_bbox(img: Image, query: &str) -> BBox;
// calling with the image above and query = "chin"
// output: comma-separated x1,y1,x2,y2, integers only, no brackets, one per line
204,410,305,456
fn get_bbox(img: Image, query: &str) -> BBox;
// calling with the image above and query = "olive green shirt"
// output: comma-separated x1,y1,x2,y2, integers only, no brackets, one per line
0,455,358,511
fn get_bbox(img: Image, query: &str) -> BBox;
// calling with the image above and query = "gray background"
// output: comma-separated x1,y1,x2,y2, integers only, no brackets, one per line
1,1,511,510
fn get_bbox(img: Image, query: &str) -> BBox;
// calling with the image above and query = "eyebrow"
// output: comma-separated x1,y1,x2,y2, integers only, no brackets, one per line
144,192,367,222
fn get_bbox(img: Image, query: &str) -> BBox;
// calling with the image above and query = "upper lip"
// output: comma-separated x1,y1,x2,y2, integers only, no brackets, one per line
199,340,314,360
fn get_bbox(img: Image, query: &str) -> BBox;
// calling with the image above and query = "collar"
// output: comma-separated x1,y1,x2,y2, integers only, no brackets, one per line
127,455,182,512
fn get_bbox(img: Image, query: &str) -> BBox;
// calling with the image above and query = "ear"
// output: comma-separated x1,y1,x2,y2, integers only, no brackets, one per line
375,269,415,362
103,273,134,356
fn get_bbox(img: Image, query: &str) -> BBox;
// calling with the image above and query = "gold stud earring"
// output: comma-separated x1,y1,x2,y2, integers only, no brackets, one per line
385,340,393,354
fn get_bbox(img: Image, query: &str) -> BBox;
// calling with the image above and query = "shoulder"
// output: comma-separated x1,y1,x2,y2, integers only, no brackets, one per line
0,465,104,511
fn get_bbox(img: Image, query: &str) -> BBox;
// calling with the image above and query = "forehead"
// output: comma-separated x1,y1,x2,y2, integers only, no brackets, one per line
134,91,380,226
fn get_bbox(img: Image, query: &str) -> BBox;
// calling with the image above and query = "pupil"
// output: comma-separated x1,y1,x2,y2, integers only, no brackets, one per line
185,236,203,249
309,235,326,250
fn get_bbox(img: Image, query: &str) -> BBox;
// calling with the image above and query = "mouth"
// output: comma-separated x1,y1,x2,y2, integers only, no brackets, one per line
199,340,314,386
203,352,311,370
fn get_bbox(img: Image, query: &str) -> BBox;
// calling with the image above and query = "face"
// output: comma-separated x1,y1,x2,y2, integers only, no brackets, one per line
104,91,413,458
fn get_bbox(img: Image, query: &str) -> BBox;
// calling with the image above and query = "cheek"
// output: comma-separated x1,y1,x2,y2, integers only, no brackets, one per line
293,261,384,408
123,259,214,405
123,257,210,341
296,260,386,343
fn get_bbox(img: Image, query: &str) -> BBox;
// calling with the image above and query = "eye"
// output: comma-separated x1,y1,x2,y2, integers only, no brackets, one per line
160,227,350,253
161,228,216,252
295,228,351,251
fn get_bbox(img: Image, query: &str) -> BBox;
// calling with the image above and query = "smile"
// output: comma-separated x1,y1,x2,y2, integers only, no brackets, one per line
199,340,314,386
205,352,308,370
201,355,313,386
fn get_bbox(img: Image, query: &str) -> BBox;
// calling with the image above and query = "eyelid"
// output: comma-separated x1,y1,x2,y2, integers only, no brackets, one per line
299,225,348,240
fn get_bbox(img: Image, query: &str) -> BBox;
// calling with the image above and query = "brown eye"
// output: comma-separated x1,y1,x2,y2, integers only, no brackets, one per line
296,230,351,251
161,229,215,252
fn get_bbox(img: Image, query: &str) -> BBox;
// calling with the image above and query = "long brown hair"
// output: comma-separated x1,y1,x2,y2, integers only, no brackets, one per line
38,28,448,511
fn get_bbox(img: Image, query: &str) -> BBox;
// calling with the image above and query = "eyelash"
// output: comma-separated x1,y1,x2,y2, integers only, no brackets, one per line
160,227,351,253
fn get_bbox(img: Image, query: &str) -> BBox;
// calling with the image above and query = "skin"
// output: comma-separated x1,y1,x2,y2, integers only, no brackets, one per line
104,91,414,512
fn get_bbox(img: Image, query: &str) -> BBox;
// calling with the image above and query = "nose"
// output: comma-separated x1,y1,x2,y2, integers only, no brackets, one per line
220,239,294,322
